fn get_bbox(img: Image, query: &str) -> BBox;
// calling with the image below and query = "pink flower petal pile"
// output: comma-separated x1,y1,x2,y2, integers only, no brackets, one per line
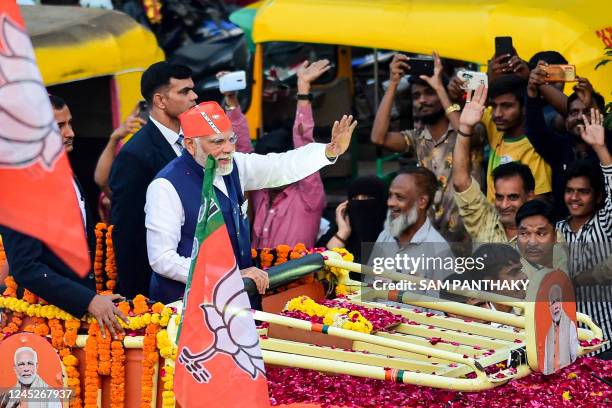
267,357,612,407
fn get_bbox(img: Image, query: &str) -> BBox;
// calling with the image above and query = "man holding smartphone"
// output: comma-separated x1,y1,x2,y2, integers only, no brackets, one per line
371,52,484,245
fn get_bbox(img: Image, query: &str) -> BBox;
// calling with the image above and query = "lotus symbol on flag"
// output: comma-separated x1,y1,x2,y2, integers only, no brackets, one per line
0,16,63,170
178,267,265,383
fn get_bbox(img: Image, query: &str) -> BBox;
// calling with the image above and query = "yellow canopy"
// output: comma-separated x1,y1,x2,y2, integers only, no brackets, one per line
250,0,612,96
21,5,164,86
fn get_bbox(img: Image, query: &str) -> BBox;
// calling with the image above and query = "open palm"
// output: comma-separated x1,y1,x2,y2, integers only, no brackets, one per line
326,115,358,157
579,108,605,147
459,86,488,128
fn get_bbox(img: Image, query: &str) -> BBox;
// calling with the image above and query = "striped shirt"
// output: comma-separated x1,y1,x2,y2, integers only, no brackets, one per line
557,163,612,354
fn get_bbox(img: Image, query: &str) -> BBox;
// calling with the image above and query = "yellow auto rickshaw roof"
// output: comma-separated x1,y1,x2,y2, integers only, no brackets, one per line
249,0,612,96
21,5,164,86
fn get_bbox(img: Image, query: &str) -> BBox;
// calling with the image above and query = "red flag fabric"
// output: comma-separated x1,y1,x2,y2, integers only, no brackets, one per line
0,1,89,276
175,155,269,407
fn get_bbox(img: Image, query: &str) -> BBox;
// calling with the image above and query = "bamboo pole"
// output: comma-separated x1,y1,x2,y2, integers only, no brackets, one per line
254,310,487,379
261,349,532,391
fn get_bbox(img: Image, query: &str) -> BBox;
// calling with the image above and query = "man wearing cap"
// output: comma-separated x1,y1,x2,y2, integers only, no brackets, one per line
144,101,357,306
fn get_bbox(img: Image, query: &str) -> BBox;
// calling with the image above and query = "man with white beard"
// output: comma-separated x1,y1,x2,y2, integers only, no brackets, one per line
368,167,453,301
144,101,357,306
0,347,61,408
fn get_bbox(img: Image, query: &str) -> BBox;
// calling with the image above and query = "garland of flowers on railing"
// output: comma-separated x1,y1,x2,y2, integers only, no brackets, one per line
0,276,177,408
284,295,374,334
94,224,106,292
251,244,357,296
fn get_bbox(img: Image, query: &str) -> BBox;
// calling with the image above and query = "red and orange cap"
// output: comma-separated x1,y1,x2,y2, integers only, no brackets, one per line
179,101,232,139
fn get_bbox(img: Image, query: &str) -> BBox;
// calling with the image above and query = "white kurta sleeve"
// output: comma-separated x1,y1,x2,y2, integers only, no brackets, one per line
234,142,335,192
145,178,191,284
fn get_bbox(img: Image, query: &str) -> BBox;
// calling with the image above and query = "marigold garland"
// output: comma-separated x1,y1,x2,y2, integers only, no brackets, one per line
110,334,126,408
23,288,38,305
63,352,83,408
156,329,177,360
160,365,175,408
2,275,17,297
94,223,106,292
105,225,117,292
285,296,373,334
141,323,160,407
84,322,100,408
2,311,23,336
97,327,112,376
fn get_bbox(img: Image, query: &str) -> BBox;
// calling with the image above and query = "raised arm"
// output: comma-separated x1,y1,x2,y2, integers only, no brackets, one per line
453,85,488,193
294,59,330,146
420,52,460,131
238,115,357,192
94,107,145,195
524,63,558,164
217,71,255,154
580,108,612,166
370,54,410,151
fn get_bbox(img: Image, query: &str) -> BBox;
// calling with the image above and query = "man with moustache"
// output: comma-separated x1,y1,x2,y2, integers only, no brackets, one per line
371,53,483,244
109,62,198,299
526,63,609,220
369,167,453,286
144,102,357,306
0,95,126,339
0,347,61,408
542,285,578,374
453,85,537,243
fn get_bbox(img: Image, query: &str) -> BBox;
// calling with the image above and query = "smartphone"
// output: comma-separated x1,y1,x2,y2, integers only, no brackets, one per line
219,70,247,93
406,57,434,76
456,70,488,91
495,36,514,57
137,100,149,121
542,64,576,82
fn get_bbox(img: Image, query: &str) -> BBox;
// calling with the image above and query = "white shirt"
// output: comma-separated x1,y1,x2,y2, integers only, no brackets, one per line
72,179,86,229
149,116,183,156
145,143,335,284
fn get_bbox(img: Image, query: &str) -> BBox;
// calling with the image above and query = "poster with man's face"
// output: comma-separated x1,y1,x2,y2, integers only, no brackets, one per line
535,270,578,375
0,332,64,407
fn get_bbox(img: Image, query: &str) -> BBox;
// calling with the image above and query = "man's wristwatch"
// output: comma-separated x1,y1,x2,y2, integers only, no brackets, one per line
296,93,313,101
445,104,461,115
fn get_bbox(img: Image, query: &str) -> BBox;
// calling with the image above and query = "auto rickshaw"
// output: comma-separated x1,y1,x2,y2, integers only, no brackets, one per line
230,0,612,181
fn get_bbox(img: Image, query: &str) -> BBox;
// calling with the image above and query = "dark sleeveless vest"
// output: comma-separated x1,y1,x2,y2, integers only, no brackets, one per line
148,153,252,304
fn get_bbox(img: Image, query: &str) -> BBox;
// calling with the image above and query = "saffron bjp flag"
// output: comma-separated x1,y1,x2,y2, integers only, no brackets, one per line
175,155,269,408
0,1,89,276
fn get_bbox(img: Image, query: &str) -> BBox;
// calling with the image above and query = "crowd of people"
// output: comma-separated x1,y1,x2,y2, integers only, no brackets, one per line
1,43,611,363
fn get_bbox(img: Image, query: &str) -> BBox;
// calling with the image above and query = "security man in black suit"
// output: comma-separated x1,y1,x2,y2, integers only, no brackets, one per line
109,62,197,299
0,95,126,338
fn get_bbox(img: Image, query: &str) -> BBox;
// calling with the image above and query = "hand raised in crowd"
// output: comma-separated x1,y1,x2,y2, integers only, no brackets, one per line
527,61,548,97
574,76,594,109
241,266,270,294
110,104,146,142
419,52,445,92
578,108,605,147
335,200,351,240
389,53,410,85
447,76,466,103
459,85,488,132
297,59,331,93
489,53,529,80
326,115,358,158
87,293,128,339
506,54,530,79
